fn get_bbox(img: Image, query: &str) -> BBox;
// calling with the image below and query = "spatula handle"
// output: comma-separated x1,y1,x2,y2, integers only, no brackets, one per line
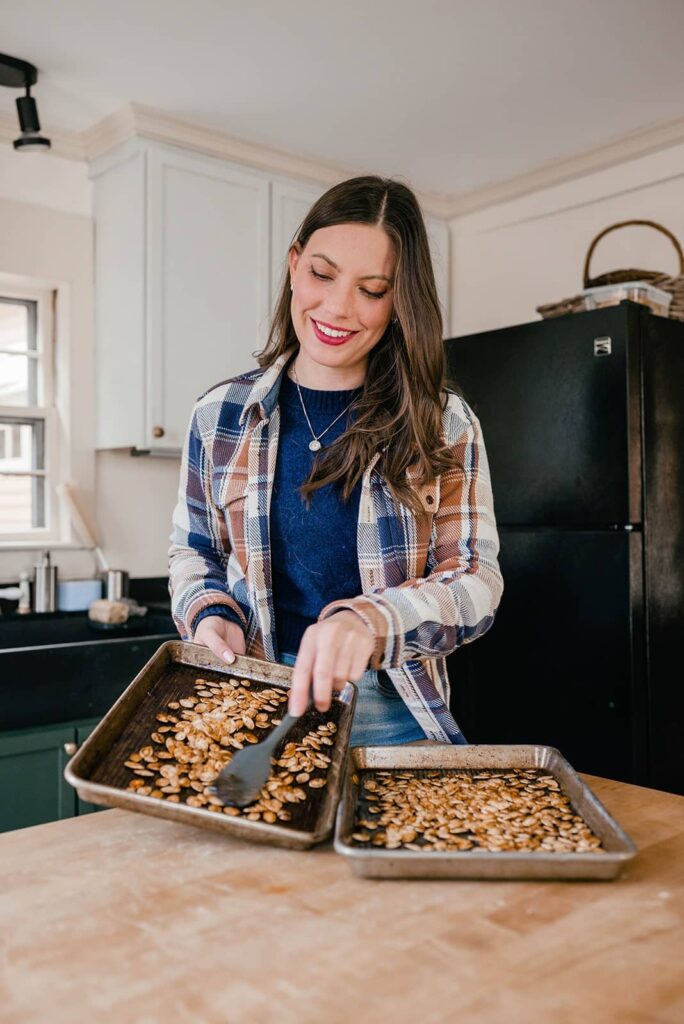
260,713,297,753
260,698,311,755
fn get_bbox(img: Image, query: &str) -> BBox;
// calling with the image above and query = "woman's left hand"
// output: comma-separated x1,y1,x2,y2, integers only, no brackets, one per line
288,610,375,716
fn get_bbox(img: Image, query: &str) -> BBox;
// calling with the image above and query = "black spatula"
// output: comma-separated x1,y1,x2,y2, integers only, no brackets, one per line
209,697,311,808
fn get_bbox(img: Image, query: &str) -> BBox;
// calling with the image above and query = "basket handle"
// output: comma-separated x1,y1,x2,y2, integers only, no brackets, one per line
583,219,684,287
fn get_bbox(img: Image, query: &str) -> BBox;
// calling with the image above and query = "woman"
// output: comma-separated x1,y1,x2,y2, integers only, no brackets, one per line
169,175,503,746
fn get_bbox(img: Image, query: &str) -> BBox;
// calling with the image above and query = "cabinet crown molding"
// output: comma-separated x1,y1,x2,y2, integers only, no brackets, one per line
85,103,454,218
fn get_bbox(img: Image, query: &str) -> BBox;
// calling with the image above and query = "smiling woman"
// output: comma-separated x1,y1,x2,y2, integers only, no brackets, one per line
169,174,503,747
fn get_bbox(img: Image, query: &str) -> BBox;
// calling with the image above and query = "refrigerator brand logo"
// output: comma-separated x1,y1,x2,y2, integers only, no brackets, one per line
594,336,612,356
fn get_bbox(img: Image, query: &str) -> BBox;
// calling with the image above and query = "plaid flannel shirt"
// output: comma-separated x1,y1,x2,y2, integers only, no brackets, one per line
168,347,503,743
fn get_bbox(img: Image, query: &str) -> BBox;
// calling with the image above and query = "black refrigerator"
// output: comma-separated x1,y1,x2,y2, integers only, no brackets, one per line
444,301,684,795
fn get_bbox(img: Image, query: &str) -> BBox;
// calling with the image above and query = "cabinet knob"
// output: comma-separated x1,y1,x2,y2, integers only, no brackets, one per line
64,742,78,755
152,425,165,439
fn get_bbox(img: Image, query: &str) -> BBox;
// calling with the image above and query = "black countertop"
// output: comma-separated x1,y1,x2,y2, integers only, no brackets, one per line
0,607,173,649
1,583,177,732
1,632,178,732
0,577,179,733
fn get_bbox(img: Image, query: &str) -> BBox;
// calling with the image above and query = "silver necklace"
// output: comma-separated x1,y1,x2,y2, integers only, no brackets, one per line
290,366,357,452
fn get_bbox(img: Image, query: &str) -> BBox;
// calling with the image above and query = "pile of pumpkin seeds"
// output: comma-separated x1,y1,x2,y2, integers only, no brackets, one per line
123,674,336,824
351,768,605,853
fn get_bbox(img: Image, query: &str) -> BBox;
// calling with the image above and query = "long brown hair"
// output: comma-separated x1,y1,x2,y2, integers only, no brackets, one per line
256,175,460,514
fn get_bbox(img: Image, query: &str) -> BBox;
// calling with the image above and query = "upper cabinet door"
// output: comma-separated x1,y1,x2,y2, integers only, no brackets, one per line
93,147,147,449
270,179,325,315
146,147,270,451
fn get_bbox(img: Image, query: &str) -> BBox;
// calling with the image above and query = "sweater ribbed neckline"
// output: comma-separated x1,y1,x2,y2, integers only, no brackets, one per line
279,371,363,413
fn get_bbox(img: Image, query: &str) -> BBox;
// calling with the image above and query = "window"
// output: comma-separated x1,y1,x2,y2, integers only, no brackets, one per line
0,288,57,540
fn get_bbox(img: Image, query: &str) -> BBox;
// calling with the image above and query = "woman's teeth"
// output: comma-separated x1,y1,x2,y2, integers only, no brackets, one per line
313,320,354,338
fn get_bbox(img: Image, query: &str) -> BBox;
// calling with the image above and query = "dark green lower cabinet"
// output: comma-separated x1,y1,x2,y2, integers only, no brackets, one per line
0,724,77,832
0,717,106,832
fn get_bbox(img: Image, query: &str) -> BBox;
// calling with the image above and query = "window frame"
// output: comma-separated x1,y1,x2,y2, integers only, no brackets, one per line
0,283,60,544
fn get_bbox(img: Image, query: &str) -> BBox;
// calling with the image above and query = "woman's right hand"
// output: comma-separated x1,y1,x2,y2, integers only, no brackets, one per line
193,615,246,664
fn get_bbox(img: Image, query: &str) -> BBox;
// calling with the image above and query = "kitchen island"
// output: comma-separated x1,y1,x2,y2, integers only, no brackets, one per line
2,773,683,1023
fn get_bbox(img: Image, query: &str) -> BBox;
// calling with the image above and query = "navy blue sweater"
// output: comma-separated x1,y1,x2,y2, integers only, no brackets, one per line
193,372,363,657
270,373,363,655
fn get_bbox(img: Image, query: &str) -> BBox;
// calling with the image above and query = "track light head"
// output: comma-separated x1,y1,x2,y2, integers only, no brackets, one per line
14,88,51,151
0,53,51,152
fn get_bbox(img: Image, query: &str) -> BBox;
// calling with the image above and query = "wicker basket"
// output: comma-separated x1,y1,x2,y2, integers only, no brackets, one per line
537,219,684,321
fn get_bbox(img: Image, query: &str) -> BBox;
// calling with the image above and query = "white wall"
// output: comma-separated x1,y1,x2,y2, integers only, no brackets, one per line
448,143,684,337
95,450,180,577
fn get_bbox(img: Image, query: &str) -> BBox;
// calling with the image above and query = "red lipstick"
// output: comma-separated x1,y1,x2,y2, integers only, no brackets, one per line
310,317,359,347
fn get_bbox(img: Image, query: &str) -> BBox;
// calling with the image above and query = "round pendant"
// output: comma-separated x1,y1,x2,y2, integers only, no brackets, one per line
309,439,322,452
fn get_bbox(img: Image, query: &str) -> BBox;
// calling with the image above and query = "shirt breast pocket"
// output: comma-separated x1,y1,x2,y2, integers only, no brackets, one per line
405,480,440,579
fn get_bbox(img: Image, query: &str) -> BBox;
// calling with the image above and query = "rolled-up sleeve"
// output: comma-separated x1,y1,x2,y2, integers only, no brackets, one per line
168,403,247,640
318,408,503,670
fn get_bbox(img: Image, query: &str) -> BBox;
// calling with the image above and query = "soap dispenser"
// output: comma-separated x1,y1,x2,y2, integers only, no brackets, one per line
18,570,32,614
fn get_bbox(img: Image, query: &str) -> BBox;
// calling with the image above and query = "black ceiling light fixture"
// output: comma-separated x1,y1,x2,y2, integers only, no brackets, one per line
0,52,51,152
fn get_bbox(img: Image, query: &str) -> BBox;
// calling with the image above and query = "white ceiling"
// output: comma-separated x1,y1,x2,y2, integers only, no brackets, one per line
2,0,684,198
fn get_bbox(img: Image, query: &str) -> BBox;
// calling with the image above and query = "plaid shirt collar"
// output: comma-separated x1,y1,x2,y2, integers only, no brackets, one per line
237,347,297,427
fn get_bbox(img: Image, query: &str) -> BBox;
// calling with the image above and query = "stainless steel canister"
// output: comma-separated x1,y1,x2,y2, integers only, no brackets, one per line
104,569,130,602
33,551,57,612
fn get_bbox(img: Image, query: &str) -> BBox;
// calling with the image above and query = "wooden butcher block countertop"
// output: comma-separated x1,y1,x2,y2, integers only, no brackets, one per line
2,774,684,1024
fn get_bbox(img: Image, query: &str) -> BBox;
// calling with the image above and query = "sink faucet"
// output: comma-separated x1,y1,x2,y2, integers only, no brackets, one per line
0,584,21,615
0,571,31,615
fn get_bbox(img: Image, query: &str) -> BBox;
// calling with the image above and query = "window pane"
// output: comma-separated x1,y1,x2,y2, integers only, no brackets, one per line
0,474,45,531
0,421,44,472
0,352,37,405
0,299,35,353
32,475,46,528
0,298,46,534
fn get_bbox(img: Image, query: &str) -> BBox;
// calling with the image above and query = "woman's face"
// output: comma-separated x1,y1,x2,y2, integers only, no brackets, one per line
288,223,396,383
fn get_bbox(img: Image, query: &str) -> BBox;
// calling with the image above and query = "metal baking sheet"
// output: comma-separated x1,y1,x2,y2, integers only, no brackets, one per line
65,640,356,850
334,745,637,879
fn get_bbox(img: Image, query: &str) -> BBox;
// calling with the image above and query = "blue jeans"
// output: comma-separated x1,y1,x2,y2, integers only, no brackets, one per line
279,651,427,747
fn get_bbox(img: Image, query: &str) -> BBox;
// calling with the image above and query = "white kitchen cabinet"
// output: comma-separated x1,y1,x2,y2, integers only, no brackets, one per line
92,140,270,452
